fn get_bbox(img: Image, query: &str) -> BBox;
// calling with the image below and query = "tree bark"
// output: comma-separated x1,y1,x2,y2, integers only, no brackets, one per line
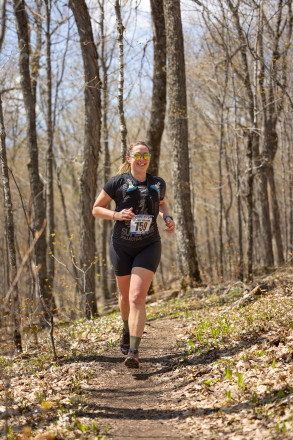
260,0,292,265
287,127,293,259
268,166,284,264
227,0,274,273
69,0,101,318
217,63,229,280
246,132,254,281
253,0,291,266
163,0,201,286
0,93,22,352
231,72,244,281
45,0,55,299
99,0,111,301
0,0,7,52
30,0,42,105
146,0,167,176
115,0,127,162
13,0,55,319
255,170,274,266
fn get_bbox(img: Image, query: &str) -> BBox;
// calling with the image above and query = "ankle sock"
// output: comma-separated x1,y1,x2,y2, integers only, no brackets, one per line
123,320,129,332
130,336,141,351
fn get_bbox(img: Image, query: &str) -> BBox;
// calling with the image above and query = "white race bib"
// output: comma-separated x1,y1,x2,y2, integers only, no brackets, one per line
130,215,153,235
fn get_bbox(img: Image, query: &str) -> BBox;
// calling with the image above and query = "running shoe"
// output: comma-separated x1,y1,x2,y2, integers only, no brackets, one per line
120,328,130,355
124,349,139,369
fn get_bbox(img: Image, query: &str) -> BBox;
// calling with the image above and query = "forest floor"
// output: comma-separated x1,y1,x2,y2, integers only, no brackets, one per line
1,266,293,439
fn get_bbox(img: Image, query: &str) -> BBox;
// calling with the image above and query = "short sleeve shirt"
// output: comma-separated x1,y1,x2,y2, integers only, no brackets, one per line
103,171,166,247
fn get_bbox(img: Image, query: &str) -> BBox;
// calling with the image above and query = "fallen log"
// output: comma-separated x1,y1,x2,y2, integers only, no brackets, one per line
231,285,265,309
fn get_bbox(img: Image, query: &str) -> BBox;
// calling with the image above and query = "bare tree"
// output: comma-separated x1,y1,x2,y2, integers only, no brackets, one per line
256,0,292,265
115,0,128,162
0,93,22,352
163,0,201,286
146,0,167,176
231,72,244,280
45,0,55,300
13,0,55,318
69,0,101,318
98,0,112,301
225,0,269,277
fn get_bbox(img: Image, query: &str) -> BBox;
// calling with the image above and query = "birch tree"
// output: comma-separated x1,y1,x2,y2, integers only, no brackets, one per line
99,0,112,301
115,0,128,162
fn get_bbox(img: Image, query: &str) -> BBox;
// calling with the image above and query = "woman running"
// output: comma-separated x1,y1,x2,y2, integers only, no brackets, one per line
92,141,175,368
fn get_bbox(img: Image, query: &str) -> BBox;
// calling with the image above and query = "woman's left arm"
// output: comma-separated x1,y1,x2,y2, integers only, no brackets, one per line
159,199,175,234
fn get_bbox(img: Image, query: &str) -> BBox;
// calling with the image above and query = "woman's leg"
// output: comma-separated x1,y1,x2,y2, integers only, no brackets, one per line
128,267,154,338
116,275,131,321
116,275,131,355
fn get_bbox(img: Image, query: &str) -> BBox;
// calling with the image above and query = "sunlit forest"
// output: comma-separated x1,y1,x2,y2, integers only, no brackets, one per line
2,0,292,331
1,1,293,438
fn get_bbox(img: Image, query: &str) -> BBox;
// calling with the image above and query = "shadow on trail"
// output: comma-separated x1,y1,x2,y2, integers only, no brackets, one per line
55,325,268,374
75,402,187,421
77,385,293,423
56,350,187,369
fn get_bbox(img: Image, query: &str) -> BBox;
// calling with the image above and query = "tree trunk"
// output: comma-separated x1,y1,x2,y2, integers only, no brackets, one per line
254,0,274,268
246,133,254,281
69,0,101,318
99,0,111,302
13,0,55,319
260,0,290,265
31,0,42,105
204,203,213,283
268,165,284,264
0,0,7,52
163,0,201,286
217,64,229,280
45,0,55,300
280,129,288,260
146,0,167,176
227,0,276,275
0,93,22,352
255,169,274,267
115,0,127,162
287,128,293,259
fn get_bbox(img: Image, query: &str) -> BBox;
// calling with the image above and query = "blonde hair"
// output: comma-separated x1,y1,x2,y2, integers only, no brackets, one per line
117,141,149,174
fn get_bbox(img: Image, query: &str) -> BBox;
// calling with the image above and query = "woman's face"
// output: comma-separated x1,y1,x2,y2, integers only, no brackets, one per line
127,145,150,174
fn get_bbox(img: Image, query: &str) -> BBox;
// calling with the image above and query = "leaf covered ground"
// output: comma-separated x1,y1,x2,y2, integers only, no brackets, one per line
1,267,293,439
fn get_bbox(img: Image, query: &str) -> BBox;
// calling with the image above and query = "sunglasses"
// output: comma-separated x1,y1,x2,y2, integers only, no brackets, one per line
129,152,151,160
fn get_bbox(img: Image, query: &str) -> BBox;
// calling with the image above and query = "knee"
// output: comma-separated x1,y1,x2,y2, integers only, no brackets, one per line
129,290,145,307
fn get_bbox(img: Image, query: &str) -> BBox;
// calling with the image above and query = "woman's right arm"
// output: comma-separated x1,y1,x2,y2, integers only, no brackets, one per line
92,190,116,220
92,190,135,221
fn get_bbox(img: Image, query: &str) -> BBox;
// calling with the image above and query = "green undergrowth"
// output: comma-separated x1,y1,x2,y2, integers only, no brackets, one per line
146,272,293,438
146,286,244,321
0,314,121,439
1,269,293,438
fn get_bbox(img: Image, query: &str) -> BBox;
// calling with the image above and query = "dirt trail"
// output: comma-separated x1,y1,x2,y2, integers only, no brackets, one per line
82,318,190,440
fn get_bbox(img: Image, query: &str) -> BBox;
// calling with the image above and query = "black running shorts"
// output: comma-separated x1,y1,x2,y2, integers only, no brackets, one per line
109,239,162,276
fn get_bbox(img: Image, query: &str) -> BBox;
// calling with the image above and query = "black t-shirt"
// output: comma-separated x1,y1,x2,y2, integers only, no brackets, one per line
103,171,166,247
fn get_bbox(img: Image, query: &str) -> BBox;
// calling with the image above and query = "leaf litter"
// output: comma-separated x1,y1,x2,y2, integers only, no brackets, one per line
0,267,293,439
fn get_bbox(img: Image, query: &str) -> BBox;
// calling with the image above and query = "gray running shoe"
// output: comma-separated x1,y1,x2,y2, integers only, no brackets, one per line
124,349,139,369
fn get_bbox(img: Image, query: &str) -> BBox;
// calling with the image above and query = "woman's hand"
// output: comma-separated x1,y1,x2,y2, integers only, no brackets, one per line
115,207,135,221
165,217,175,233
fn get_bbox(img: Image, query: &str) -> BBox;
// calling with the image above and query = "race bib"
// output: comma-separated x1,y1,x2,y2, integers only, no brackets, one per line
130,215,153,235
